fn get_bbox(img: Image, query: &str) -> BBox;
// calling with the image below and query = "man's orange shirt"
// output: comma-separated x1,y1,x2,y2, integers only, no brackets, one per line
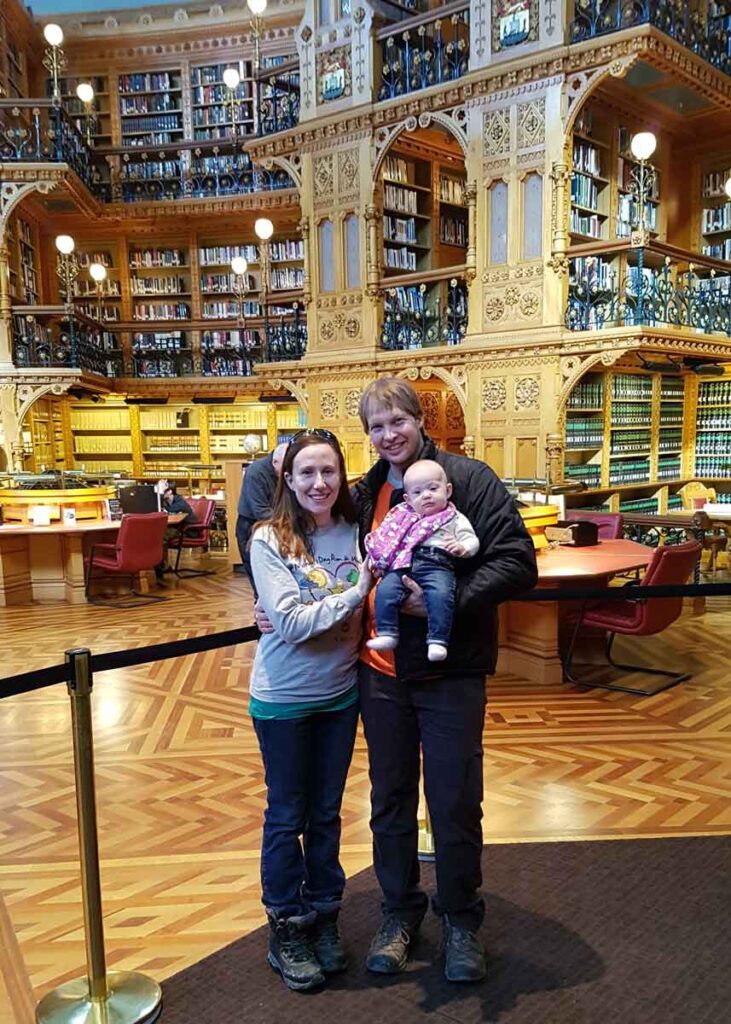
360,482,397,678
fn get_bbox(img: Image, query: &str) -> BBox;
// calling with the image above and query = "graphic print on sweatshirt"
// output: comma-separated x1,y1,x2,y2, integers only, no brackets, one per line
290,551,360,604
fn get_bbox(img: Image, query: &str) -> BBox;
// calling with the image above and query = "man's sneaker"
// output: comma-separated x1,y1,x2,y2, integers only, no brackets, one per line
312,910,347,974
365,914,418,974
442,918,486,982
267,914,325,991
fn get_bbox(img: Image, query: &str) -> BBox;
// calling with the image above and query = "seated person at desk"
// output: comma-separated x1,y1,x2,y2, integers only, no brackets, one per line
156,485,193,582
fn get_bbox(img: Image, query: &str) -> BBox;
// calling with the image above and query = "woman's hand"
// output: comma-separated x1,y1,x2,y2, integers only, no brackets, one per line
254,599,275,634
401,576,427,617
355,561,374,600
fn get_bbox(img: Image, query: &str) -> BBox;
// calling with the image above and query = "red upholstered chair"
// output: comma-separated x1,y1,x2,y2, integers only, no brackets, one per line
167,497,216,577
563,540,701,696
565,511,624,540
84,512,169,605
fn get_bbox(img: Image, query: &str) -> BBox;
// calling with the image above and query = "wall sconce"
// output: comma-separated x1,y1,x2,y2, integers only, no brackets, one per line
222,67,241,142
75,81,96,146
89,261,107,322
55,234,78,306
231,255,248,324
42,23,66,102
247,0,268,73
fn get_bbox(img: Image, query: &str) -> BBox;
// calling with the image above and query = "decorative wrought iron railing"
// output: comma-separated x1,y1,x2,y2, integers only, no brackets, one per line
566,252,731,335
131,348,196,379
569,0,731,75
115,145,294,204
257,62,300,136
377,1,470,101
381,277,467,350
12,311,123,377
0,100,95,192
265,304,307,361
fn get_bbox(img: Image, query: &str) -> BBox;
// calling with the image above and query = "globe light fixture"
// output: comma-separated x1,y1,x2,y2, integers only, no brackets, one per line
630,132,657,162
254,217,274,241
223,67,240,90
55,234,75,255
231,256,248,276
76,81,94,104
247,0,267,71
247,0,267,15
89,262,107,283
725,176,731,200
43,23,64,47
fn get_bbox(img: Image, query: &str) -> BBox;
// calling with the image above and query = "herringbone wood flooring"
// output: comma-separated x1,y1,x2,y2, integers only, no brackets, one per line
0,561,730,1023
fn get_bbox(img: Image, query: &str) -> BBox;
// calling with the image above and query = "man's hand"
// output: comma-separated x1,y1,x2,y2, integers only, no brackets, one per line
443,540,466,556
401,576,427,617
254,599,275,634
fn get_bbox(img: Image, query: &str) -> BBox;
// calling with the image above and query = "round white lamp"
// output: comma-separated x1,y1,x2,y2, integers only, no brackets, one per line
231,256,248,276
724,177,731,200
223,67,241,90
55,234,75,255
255,217,274,241
247,0,267,14
76,82,95,104
630,132,657,162
89,262,107,283
43,23,64,47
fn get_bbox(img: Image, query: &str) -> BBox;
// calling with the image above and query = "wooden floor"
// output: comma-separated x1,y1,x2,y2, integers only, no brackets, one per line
1,558,730,1022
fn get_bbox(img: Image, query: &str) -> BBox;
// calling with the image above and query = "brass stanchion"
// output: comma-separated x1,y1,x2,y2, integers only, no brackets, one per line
36,648,162,1024
417,804,435,862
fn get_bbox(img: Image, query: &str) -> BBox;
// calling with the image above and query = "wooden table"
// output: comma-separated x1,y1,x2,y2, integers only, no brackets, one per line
0,514,186,606
498,539,654,686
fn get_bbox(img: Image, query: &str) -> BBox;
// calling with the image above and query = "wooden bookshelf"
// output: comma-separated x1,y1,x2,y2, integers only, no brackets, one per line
54,75,112,145
117,69,185,148
129,246,191,323
700,161,731,262
190,60,255,141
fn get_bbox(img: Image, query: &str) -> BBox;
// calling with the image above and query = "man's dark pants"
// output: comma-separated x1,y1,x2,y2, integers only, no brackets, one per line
358,662,486,931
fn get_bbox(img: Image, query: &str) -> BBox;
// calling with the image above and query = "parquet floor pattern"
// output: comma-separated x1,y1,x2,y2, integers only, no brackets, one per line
0,561,730,1023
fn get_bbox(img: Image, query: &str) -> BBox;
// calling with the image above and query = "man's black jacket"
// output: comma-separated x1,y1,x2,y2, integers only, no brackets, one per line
237,451,277,553
352,437,538,680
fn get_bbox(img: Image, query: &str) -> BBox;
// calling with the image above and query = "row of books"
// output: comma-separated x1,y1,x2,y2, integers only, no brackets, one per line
202,329,260,349
119,72,179,93
570,209,603,238
131,277,188,296
133,303,190,320
382,155,410,185
199,245,258,266
271,268,304,290
384,184,419,215
569,256,611,291
77,251,113,267
75,281,121,297
120,95,179,115
573,142,602,178
702,168,731,198
190,64,247,86
571,172,600,211
439,217,467,247
201,273,254,294
384,216,418,244
203,300,261,318
130,249,185,268
133,331,186,348
384,247,417,271
702,239,731,260
126,132,178,147
192,105,252,127
702,202,731,234
120,160,182,181
120,114,183,134
439,175,465,206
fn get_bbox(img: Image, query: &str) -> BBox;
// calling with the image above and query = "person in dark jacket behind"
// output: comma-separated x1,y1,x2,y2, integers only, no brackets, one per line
353,377,538,983
236,443,288,590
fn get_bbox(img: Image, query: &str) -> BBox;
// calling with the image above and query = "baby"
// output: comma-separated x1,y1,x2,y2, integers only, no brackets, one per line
365,459,479,662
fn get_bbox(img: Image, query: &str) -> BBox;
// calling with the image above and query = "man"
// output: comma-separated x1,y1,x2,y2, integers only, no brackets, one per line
236,442,288,589
156,484,193,582
354,378,538,983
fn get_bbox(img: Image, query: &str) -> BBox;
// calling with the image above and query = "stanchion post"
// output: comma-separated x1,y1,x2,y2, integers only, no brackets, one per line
35,648,162,1024
418,804,436,862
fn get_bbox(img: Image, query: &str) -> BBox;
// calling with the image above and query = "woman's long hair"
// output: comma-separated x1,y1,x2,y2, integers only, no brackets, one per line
257,432,356,561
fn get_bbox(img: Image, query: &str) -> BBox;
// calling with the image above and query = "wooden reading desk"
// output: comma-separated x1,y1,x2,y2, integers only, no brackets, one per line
498,539,654,686
0,514,186,606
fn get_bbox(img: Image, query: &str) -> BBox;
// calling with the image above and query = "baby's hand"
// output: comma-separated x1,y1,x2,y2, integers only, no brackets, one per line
443,540,466,556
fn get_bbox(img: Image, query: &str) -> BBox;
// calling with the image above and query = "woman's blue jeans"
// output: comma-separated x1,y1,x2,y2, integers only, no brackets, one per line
253,702,359,918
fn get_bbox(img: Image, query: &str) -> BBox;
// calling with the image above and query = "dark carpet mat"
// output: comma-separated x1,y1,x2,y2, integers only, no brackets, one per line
161,836,731,1023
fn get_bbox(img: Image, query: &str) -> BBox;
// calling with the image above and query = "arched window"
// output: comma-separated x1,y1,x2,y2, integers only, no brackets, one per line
523,173,543,260
489,181,508,264
319,219,335,292
344,213,360,289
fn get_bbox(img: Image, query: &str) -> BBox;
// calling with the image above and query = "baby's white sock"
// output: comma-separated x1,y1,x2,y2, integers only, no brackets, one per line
367,635,398,651
428,643,448,662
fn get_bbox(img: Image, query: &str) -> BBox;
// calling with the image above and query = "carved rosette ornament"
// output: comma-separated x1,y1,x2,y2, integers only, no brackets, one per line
515,377,540,410
320,391,338,420
481,378,507,412
345,389,361,419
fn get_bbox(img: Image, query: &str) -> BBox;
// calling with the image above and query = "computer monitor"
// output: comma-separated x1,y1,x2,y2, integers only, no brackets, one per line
117,484,160,514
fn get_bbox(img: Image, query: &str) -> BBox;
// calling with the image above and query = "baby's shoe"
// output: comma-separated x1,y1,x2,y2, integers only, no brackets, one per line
428,643,448,662
367,635,398,651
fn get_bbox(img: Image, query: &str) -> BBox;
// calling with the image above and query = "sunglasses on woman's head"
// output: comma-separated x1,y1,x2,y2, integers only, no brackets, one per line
291,428,338,443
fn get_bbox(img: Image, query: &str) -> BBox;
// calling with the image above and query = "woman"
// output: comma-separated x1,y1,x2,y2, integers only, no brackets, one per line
249,429,372,992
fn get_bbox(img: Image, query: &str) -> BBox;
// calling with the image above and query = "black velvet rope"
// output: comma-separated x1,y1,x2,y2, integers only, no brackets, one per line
1,581,731,701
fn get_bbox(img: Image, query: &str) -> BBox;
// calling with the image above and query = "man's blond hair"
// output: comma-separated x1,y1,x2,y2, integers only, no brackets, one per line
358,377,424,431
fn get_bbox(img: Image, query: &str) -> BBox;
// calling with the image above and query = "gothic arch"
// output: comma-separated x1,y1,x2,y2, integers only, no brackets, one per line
557,349,625,411
16,381,73,427
562,55,639,150
0,181,57,240
372,107,468,185
396,364,468,415
265,376,309,414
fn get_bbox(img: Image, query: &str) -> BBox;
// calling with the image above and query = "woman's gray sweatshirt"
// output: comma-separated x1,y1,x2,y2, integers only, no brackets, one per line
249,520,364,703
